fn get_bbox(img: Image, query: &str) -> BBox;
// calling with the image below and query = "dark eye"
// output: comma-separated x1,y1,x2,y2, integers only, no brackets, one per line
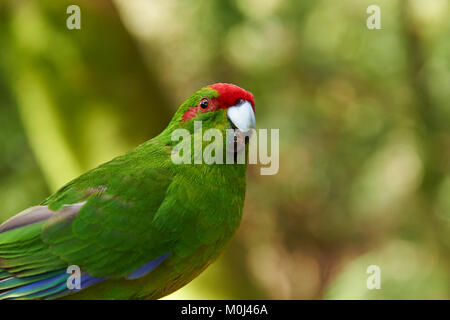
199,98,210,111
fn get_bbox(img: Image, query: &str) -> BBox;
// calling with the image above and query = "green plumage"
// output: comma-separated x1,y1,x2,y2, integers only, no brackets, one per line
0,84,253,299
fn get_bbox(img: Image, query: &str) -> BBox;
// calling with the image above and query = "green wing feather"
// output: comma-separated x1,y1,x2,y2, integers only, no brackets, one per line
0,142,176,288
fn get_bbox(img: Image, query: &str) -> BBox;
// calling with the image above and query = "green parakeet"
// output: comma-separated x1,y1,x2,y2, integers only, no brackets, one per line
0,83,256,300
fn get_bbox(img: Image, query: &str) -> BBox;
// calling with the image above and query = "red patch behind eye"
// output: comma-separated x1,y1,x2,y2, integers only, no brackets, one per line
181,83,255,122
182,107,198,122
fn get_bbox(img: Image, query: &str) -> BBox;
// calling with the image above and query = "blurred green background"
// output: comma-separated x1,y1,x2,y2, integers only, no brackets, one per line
0,0,449,299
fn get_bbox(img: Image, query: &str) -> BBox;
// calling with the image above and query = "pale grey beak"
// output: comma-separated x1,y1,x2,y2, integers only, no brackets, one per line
227,100,256,132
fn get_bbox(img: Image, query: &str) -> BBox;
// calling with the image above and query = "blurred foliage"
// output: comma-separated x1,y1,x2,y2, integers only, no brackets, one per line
0,0,449,299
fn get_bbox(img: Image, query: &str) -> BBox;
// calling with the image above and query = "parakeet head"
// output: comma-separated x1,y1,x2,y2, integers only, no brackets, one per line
168,83,255,134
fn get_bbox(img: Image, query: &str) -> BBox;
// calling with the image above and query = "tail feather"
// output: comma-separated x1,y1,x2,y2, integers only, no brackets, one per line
0,268,107,300
0,270,62,291
0,271,68,300
0,269,11,280
13,281,70,300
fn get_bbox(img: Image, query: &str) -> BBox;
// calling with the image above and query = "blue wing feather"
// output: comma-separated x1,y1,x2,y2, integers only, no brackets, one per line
126,253,169,280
